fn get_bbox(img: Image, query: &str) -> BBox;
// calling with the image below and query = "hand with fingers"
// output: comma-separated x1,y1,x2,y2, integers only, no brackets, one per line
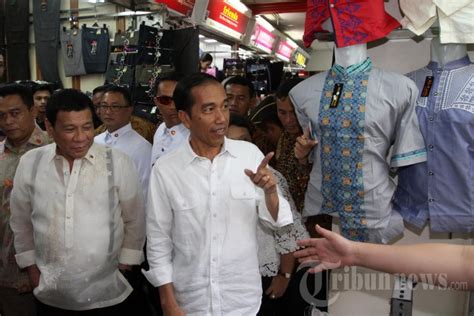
293,225,357,274
265,274,291,300
244,152,277,194
294,127,318,165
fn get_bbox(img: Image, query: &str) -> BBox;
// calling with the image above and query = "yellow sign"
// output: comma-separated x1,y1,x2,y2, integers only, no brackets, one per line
295,52,306,67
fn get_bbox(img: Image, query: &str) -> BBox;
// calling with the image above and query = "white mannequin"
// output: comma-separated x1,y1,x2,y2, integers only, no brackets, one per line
430,37,467,68
321,19,368,67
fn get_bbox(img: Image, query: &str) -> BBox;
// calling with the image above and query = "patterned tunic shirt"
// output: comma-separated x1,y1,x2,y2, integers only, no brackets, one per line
290,58,427,243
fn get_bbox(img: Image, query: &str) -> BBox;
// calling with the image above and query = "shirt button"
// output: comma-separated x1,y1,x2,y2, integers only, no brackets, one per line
428,171,434,176
434,92,439,96
212,258,216,262
213,236,217,240
428,144,434,150
330,3,335,8
212,192,216,196
428,198,435,203
213,213,217,218
429,117,434,121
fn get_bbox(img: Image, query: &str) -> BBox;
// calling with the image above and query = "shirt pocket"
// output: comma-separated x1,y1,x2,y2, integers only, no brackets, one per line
169,194,200,235
230,183,258,220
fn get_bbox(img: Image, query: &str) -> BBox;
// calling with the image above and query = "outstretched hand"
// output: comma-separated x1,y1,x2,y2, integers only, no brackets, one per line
294,225,357,273
244,152,277,194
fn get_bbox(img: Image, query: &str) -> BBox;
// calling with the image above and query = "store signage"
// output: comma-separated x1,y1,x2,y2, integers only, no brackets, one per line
276,40,294,61
155,0,195,16
252,23,276,53
205,0,250,40
294,51,307,67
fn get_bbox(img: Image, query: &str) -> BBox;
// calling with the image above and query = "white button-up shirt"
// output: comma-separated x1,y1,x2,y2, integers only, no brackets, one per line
10,143,145,311
144,137,293,316
151,122,189,165
95,123,152,199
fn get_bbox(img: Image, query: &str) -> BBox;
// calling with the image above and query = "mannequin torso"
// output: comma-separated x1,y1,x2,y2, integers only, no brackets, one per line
430,37,467,67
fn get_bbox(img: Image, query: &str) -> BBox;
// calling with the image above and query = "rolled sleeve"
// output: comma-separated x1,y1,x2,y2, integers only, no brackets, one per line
14,250,36,269
142,165,175,288
257,187,293,229
119,248,143,265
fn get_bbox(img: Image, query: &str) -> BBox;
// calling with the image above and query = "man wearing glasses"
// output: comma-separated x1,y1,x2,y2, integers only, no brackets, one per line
95,85,151,197
151,73,189,166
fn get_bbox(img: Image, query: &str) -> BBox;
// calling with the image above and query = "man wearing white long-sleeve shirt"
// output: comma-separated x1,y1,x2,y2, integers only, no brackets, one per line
143,73,293,316
10,89,146,315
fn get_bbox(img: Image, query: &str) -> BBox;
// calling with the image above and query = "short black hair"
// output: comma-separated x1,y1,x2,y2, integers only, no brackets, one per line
249,95,282,131
92,84,113,96
0,84,34,109
224,76,256,98
103,85,132,107
153,72,182,96
46,89,94,127
276,78,304,99
200,52,213,63
229,113,254,135
32,83,53,95
173,73,220,115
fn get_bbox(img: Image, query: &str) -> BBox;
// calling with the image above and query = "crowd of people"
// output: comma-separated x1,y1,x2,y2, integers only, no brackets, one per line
0,70,329,316
1,65,472,316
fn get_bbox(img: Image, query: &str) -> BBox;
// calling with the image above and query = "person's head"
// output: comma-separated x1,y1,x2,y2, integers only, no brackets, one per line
249,96,283,146
0,84,36,147
224,76,256,116
45,89,95,163
32,83,53,119
92,84,112,113
97,85,133,133
174,73,229,154
153,73,181,128
199,53,213,72
227,114,253,142
276,78,304,137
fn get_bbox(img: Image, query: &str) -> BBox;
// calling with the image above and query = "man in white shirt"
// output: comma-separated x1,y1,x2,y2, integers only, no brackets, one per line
151,73,189,165
144,73,293,316
10,89,146,315
95,85,151,196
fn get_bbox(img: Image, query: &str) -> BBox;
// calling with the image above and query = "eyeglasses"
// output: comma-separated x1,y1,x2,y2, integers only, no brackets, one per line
154,95,174,105
96,105,132,112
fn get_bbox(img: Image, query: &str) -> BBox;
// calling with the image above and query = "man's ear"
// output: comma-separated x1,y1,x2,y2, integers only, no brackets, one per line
178,110,191,129
44,118,54,138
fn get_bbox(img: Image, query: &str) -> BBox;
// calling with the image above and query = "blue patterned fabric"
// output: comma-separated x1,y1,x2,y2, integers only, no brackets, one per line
319,58,372,241
394,56,474,232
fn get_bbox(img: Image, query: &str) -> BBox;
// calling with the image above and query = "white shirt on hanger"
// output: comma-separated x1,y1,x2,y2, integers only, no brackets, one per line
95,123,151,199
143,137,293,316
150,122,189,165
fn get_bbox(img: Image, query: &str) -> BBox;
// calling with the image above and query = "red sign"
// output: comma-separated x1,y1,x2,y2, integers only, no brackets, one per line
253,24,276,52
206,0,249,35
155,0,195,16
277,40,294,60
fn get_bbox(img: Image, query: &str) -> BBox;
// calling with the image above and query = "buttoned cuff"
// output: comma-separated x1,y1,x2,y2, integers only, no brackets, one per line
15,250,36,269
142,264,173,287
119,248,144,265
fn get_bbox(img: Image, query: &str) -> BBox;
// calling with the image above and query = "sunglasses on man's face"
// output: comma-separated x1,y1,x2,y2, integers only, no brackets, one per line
155,95,174,105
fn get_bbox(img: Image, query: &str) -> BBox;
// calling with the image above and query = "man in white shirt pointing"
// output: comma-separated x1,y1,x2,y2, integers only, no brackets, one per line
144,73,293,316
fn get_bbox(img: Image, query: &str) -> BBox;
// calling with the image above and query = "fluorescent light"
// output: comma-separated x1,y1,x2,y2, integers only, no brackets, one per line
199,34,205,38
204,39,218,43
115,11,151,17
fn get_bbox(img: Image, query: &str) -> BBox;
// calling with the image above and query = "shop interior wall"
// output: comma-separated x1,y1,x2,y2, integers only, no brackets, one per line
199,40,232,71
29,0,119,93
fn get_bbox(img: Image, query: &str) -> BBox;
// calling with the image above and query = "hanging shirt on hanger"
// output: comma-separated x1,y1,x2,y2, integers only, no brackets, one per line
400,0,474,44
394,56,474,232
303,0,400,48
289,58,427,243
82,25,110,74
61,28,87,76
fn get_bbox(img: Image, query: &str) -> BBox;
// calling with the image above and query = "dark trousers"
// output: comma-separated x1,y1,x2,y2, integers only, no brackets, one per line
33,0,62,86
258,267,329,316
4,0,30,82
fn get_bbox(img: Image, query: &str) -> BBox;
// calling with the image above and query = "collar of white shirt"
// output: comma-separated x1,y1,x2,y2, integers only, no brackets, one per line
161,122,188,137
182,136,238,165
106,123,133,143
46,142,99,165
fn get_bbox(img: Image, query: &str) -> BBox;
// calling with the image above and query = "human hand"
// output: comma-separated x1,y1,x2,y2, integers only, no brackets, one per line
265,274,291,299
26,264,40,288
294,127,318,164
294,225,356,273
118,263,132,271
244,152,277,194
